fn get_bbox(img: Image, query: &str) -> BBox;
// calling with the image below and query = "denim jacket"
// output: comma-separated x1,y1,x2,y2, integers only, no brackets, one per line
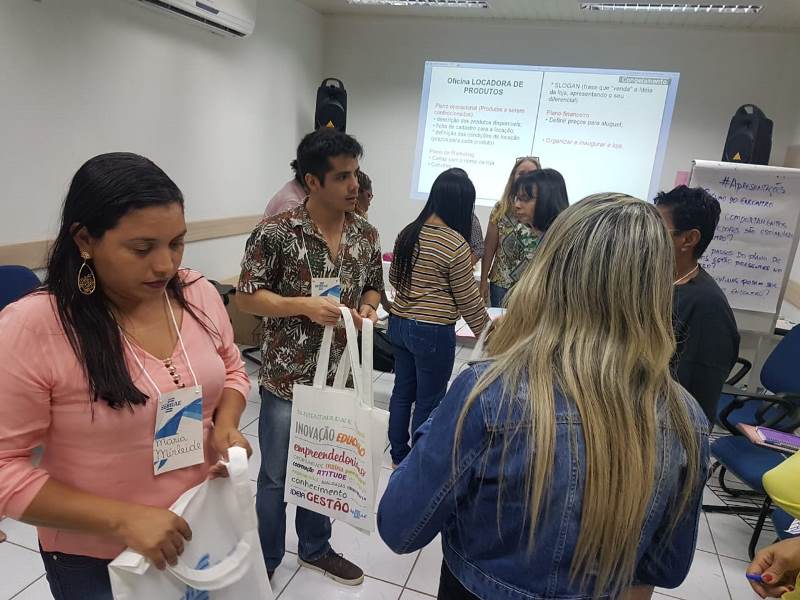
378,363,710,600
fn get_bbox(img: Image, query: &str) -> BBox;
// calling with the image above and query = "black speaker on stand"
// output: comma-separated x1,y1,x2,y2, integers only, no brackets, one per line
314,78,347,132
722,104,773,165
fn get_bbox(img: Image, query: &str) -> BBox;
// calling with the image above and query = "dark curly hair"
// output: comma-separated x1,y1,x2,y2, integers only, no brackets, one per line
654,185,721,259
296,128,363,187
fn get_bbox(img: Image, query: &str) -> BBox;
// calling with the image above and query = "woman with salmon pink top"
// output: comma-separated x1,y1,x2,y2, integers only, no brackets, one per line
0,153,251,600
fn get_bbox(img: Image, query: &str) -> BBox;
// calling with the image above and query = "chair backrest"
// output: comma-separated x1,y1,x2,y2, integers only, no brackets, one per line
0,265,40,311
761,324,800,394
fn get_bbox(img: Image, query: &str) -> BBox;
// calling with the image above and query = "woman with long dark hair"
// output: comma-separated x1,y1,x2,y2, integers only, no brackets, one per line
0,153,251,599
387,168,489,467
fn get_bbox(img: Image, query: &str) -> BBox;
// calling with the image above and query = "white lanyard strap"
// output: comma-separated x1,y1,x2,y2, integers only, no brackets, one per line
165,292,199,388
119,292,199,398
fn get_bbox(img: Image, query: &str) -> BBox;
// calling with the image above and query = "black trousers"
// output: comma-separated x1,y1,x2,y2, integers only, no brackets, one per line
438,560,481,600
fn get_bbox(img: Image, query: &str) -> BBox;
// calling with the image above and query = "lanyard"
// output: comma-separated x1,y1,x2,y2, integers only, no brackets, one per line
673,265,699,286
120,291,199,397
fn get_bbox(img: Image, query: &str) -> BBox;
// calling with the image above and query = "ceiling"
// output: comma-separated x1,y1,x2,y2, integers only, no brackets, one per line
296,0,800,31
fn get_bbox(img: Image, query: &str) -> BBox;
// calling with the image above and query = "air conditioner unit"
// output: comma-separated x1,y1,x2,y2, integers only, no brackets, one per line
132,0,257,37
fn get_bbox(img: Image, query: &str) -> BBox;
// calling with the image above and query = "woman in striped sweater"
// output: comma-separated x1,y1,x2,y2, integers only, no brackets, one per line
387,169,489,467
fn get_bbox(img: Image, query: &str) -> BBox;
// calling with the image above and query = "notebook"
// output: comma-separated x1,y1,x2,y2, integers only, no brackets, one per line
737,423,800,454
756,427,800,452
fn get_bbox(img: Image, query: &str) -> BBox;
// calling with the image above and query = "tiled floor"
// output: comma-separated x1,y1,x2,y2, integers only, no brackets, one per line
0,345,781,599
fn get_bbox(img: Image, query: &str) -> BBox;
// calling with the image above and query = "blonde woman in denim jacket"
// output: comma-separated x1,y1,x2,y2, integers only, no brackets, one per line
378,194,709,600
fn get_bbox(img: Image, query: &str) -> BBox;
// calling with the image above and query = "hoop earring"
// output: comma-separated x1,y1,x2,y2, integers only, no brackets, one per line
78,251,96,295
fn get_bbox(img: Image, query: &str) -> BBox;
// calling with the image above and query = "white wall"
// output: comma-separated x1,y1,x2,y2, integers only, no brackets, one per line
0,0,323,280
323,16,800,255
793,66,800,146
768,64,799,317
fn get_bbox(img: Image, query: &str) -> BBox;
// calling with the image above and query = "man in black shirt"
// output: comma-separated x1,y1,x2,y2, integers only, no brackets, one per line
655,185,740,423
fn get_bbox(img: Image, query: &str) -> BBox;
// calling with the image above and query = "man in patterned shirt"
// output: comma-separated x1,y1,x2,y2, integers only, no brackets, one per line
237,129,383,585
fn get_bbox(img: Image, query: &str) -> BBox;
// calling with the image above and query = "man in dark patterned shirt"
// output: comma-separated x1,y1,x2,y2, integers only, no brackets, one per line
237,129,383,586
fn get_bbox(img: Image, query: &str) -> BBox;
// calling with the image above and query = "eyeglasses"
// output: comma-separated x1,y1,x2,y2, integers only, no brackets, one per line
516,155,541,164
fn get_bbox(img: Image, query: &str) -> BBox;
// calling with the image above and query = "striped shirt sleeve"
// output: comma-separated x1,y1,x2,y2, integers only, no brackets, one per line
388,246,399,291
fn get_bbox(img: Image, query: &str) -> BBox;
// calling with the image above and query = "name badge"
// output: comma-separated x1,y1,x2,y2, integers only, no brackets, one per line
153,385,204,476
311,277,341,301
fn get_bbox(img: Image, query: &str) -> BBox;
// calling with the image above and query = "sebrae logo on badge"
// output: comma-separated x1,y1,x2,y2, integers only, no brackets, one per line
161,397,181,414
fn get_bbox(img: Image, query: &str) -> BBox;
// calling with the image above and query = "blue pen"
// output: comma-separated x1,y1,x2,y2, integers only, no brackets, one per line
746,573,765,583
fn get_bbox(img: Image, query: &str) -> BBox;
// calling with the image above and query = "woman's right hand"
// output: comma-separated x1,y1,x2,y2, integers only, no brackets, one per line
302,296,343,326
479,280,489,305
748,537,800,598
115,505,192,570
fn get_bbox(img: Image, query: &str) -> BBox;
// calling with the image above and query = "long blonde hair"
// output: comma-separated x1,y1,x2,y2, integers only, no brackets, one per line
498,156,542,216
456,193,700,598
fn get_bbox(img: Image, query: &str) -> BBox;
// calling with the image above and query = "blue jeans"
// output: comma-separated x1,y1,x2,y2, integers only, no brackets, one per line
256,388,332,571
387,316,456,465
40,546,112,600
489,283,509,308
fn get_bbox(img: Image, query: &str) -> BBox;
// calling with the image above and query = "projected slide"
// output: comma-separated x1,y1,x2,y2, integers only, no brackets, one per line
411,62,679,206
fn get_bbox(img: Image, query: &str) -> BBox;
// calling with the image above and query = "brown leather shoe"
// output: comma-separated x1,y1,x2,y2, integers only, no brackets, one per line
298,551,364,586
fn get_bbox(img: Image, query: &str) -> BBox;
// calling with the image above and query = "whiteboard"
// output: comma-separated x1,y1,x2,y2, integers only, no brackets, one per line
689,160,800,334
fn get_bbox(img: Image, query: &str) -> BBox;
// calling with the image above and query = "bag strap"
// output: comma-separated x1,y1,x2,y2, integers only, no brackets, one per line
166,538,252,590
333,345,351,389
313,308,373,402
339,307,364,397
331,312,374,408
362,317,373,408
221,446,251,511
223,446,248,482
313,322,335,389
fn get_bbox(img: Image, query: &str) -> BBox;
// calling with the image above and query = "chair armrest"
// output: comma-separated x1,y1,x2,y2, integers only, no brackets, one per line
721,386,800,404
719,387,800,434
726,357,752,386
721,385,775,401
755,394,800,430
